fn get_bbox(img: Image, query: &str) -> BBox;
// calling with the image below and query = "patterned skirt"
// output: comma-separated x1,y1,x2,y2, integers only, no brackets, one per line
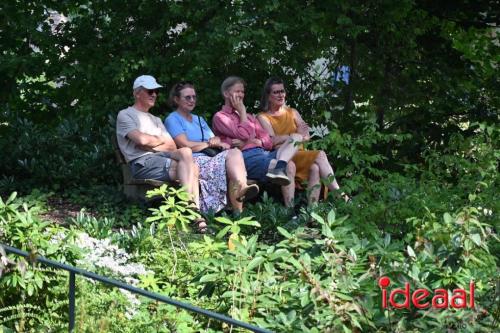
194,151,228,214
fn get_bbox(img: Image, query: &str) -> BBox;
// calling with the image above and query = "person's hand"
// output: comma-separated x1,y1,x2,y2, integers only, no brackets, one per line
230,93,246,116
249,138,263,147
220,142,231,150
297,123,310,141
231,139,244,148
136,144,154,152
208,136,221,147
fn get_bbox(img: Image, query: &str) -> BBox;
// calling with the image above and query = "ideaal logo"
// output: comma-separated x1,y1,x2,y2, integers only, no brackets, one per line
379,277,475,309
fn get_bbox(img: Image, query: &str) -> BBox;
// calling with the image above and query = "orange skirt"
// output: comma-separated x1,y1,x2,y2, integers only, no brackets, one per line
292,150,320,183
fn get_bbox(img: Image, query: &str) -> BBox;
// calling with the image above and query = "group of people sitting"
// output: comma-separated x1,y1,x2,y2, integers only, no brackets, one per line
116,75,347,233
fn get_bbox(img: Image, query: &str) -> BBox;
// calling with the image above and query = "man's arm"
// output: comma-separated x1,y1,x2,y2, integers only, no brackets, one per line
127,130,176,152
151,138,177,152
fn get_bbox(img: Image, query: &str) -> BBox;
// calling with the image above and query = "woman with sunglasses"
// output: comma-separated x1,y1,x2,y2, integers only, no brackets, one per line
257,77,349,205
164,82,259,215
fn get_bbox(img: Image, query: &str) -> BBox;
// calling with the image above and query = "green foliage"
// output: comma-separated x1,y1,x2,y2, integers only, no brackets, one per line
1,117,498,331
0,193,82,333
0,192,80,261
194,205,498,332
145,184,200,233
1,1,497,191
215,216,260,239
0,114,118,193
73,284,206,333
70,210,116,240
1,139,499,333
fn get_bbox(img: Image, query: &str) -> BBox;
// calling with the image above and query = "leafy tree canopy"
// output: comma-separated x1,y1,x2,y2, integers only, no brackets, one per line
0,0,498,187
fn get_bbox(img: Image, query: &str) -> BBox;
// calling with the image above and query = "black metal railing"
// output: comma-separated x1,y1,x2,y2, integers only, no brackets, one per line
1,243,272,333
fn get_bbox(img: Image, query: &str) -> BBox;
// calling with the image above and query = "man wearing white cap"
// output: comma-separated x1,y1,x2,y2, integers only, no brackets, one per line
116,75,205,229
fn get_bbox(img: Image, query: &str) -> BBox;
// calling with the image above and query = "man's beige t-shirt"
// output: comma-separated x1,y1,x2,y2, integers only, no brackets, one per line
116,106,171,163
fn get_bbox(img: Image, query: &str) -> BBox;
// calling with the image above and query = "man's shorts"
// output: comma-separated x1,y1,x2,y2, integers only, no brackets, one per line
242,147,278,182
129,152,172,181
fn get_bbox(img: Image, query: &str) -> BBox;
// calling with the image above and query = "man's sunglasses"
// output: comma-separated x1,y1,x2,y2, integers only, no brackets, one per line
145,89,160,95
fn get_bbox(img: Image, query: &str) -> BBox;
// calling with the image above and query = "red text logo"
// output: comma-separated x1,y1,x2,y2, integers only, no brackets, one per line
379,277,475,309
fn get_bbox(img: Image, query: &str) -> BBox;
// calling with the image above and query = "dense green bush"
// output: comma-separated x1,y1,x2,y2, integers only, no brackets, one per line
1,1,497,192
1,126,498,331
0,113,119,194
0,192,82,331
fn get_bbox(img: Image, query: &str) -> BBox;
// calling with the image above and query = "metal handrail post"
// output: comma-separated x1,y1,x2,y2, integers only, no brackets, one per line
69,271,75,332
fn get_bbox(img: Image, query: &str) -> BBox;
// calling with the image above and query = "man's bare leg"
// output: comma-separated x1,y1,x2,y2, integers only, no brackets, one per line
168,147,200,208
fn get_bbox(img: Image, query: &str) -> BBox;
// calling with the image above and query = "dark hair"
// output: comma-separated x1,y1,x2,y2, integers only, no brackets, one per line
168,81,195,108
220,76,246,96
259,77,285,111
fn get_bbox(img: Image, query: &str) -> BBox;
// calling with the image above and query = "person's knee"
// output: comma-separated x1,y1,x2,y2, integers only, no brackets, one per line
316,150,328,163
227,148,242,160
310,163,320,176
178,147,193,161
309,164,320,185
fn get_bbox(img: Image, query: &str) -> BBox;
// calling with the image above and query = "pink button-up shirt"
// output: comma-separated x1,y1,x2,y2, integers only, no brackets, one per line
212,105,273,151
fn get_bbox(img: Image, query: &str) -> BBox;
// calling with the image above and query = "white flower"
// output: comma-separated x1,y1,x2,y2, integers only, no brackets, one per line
310,124,330,138
120,289,141,319
75,233,151,278
483,208,493,216
51,231,152,319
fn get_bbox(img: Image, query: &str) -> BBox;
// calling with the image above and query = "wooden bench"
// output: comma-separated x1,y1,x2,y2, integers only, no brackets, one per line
112,136,166,202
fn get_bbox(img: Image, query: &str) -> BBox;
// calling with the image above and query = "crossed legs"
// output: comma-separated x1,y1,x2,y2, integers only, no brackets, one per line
268,133,301,170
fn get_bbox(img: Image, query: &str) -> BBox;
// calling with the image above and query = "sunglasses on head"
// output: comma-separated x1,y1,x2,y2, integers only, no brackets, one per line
145,89,160,95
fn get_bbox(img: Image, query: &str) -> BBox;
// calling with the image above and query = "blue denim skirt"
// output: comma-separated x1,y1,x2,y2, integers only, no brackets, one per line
242,147,277,182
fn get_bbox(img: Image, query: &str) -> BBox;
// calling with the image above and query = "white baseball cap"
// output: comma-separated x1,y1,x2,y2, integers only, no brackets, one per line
132,75,163,90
